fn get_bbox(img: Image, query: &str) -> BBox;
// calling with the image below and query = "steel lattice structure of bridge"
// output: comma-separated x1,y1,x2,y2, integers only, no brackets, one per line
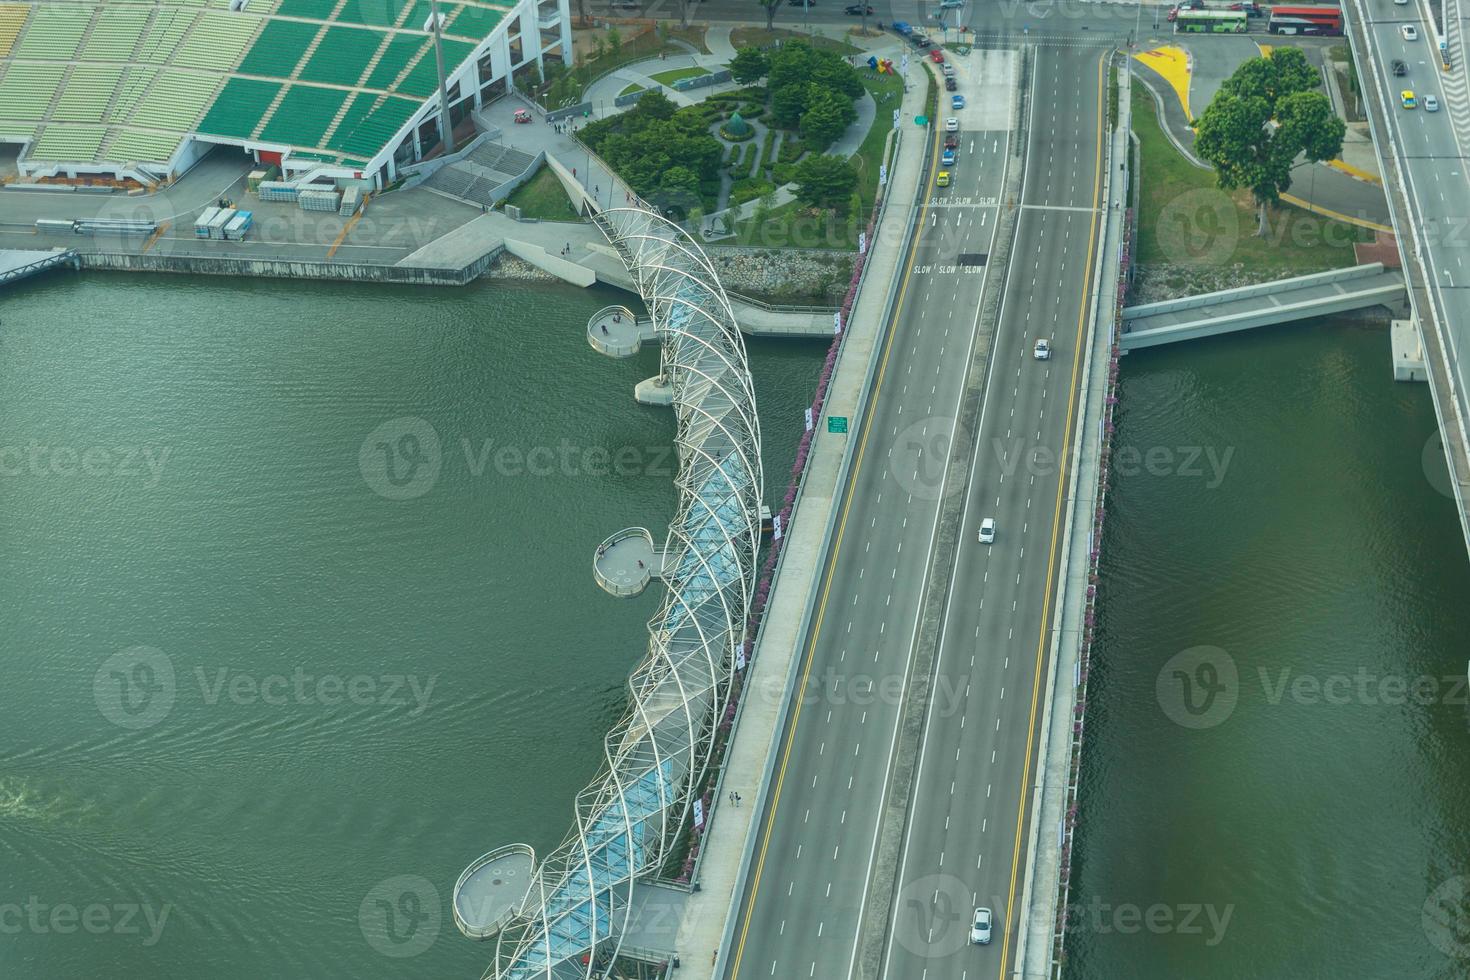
477,207,764,980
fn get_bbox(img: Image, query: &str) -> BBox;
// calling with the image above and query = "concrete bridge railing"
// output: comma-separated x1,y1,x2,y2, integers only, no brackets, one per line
1123,262,1386,318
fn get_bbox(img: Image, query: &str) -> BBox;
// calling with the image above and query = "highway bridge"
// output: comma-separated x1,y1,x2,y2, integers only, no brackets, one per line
1343,0,1470,549
723,28,1116,980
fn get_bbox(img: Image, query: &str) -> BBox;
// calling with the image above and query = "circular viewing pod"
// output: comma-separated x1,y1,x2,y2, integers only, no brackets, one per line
453,844,536,941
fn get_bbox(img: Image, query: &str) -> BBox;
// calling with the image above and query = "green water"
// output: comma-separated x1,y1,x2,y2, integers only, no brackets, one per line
0,272,823,978
1068,317,1470,979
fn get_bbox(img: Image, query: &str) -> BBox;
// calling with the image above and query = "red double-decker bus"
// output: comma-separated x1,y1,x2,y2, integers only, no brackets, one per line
1268,4,1343,34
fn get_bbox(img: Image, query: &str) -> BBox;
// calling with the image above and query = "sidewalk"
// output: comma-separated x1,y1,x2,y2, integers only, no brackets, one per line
667,70,932,980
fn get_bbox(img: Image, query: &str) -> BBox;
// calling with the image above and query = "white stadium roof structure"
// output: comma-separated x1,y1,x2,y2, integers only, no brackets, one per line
0,0,567,182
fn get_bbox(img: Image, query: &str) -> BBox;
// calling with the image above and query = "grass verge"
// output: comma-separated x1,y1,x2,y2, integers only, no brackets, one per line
730,26,861,55
650,65,711,87
501,164,578,221
1132,86,1367,272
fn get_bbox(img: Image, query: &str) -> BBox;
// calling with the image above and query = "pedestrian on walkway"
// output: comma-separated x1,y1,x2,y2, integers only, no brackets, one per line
637,559,645,569
728,791,736,805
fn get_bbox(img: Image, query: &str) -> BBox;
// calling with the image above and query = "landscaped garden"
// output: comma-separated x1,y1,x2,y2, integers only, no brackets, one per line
501,163,577,221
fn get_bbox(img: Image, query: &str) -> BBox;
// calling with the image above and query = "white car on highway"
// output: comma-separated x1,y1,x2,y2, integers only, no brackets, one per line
971,907,993,944
946,116,959,132
978,518,996,544
1426,94,1441,111
1401,24,1419,40
1034,338,1051,359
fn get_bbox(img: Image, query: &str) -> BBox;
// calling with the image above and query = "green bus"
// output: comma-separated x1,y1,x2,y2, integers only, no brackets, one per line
1176,9,1248,32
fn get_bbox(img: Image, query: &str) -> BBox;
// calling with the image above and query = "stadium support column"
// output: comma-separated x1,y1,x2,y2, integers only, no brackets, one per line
559,0,573,67
430,0,455,156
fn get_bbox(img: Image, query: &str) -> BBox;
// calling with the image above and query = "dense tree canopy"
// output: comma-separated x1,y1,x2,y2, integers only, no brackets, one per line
1193,49,1345,233
580,90,723,215
793,154,859,211
729,47,770,85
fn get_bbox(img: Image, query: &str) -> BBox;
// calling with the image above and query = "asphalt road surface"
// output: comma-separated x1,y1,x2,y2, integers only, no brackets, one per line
1354,0,1470,462
880,43,1108,980
724,50,1017,980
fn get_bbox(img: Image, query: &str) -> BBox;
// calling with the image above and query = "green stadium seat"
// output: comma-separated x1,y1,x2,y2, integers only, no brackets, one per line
237,18,319,77
298,25,381,86
396,37,472,97
174,10,262,71
0,5,29,60
80,7,150,62
275,0,340,17
106,127,184,164
129,69,221,131
362,32,428,90
259,83,347,147
330,93,417,157
198,77,283,139
0,64,66,120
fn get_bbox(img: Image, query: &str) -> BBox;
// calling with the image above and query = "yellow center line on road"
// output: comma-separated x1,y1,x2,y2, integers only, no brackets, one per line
728,106,946,980
996,48,1108,979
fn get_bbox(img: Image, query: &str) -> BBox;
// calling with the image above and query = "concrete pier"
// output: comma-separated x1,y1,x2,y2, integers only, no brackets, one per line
1392,318,1427,382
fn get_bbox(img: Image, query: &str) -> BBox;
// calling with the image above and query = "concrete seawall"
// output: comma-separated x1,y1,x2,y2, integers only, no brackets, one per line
77,248,506,286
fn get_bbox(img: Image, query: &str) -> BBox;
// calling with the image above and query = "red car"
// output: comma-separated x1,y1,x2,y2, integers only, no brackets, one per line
929,48,944,63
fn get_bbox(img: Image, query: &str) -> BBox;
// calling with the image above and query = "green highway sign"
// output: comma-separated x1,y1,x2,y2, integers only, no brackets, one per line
828,416,849,434
915,115,929,126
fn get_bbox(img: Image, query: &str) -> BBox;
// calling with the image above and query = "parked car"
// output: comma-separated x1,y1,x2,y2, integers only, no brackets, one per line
1392,58,1408,76
945,77,958,91
1402,24,1419,41
1426,94,1440,111
951,94,966,109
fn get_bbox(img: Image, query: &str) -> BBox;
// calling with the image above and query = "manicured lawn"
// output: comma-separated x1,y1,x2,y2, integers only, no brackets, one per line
1132,86,1367,271
620,82,645,97
502,163,578,221
852,67,905,212
650,65,711,87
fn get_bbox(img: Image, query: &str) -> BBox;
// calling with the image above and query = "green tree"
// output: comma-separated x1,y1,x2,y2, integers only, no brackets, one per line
801,87,858,151
1220,46,1316,107
658,165,702,216
729,46,771,85
771,83,809,128
1194,52,1344,236
608,26,622,59
793,154,859,211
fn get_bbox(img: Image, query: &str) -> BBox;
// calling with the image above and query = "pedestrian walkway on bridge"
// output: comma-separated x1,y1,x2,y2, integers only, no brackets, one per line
1121,262,1406,349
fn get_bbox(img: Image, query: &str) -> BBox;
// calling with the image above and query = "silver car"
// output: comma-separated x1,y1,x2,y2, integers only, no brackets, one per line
971,907,993,944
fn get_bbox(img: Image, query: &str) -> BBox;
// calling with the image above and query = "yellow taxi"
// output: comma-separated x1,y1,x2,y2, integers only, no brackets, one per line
936,170,952,187
1402,90,1417,108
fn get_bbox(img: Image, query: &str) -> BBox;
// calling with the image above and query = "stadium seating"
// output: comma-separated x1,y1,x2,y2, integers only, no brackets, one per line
53,65,124,123
0,0,518,169
174,10,262,71
259,83,347,146
298,25,381,86
80,7,151,62
198,77,283,139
